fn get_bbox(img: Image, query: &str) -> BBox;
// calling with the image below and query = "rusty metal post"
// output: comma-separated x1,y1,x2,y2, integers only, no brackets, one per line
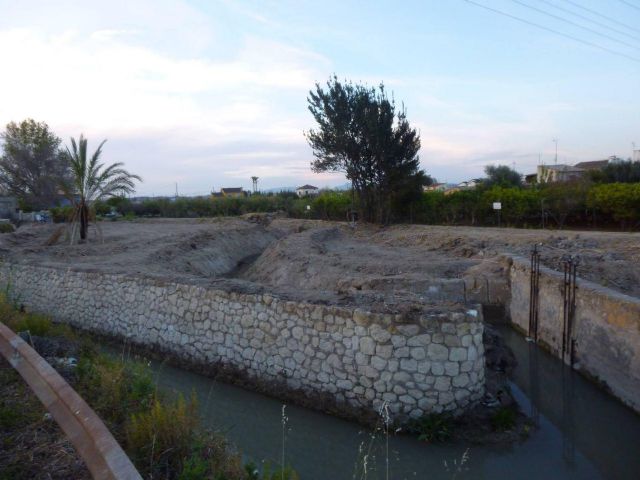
0,322,142,480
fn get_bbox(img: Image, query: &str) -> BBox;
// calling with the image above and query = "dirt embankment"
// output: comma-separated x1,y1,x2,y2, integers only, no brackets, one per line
1,218,639,303
366,225,640,298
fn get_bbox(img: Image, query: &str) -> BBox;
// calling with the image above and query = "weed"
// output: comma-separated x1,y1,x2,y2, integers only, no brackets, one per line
407,413,453,443
127,394,199,477
246,462,299,480
0,223,15,234
179,453,209,480
491,407,517,431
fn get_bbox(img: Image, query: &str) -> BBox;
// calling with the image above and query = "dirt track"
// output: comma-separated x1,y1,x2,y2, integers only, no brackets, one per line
2,217,639,304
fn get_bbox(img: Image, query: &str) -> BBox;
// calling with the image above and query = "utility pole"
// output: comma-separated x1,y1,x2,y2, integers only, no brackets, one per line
175,182,179,199
553,138,558,164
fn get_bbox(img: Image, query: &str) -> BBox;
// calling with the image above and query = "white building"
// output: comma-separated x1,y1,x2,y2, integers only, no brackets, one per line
457,180,479,189
296,184,320,197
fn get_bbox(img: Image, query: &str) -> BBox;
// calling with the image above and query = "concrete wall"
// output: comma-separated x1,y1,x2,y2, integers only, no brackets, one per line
0,263,485,423
509,256,640,413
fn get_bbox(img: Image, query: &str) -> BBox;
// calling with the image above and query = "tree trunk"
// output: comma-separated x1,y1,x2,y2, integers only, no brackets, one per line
79,202,89,240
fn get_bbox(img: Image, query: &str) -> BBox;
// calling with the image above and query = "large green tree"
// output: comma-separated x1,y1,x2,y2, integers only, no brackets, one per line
0,119,70,210
305,76,426,223
590,159,640,184
63,135,141,241
483,165,522,189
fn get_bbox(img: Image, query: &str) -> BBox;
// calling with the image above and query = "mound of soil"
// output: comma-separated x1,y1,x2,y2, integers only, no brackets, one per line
1,218,639,305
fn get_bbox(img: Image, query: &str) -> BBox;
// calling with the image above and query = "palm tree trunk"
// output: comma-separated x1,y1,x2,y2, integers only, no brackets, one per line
80,202,89,240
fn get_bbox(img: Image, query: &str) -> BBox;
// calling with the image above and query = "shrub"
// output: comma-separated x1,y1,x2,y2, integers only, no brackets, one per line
127,395,199,477
0,223,14,233
407,413,453,443
587,183,640,228
49,206,74,223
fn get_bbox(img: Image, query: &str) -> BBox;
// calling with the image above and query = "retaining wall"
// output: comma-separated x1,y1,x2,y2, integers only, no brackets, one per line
509,256,640,414
0,263,485,422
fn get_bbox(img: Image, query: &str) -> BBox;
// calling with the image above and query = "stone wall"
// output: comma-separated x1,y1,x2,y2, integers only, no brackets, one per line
0,263,485,422
509,256,640,414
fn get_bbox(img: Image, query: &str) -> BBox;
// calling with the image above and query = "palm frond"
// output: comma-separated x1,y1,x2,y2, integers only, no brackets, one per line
61,135,141,242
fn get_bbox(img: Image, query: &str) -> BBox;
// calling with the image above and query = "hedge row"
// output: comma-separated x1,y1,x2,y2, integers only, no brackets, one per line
51,182,640,230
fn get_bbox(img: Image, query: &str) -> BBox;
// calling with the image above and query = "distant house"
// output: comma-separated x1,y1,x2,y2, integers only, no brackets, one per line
574,159,610,171
537,164,585,184
220,187,246,198
296,185,319,197
457,180,480,189
533,157,614,184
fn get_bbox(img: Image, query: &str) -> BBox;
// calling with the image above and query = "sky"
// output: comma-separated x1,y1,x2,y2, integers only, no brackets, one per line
0,0,638,196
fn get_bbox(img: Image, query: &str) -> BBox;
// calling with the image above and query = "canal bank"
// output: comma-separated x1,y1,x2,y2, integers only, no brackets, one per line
133,322,640,480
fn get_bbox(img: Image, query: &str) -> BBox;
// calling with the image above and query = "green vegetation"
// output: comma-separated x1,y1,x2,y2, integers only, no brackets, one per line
62,134,141,241
484,165,522,188
94,190,354,222
97,179,640,230
306,76,430,223
0,223,15,233
0,297,297,479
589,159,640,184
0,119,70,211
407,413,453,443
490,407,517,432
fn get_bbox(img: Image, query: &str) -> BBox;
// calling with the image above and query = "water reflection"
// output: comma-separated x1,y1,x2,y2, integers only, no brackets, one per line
501,326,640,480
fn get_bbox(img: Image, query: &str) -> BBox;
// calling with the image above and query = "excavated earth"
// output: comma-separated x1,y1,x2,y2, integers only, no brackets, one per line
2,216,640,306
2,216,639,302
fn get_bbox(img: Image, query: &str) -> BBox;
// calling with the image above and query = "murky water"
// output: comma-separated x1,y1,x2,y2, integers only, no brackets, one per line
130,325,640,479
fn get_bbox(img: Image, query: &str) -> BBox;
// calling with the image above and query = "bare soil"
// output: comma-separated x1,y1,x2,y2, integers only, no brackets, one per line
2,217,639,305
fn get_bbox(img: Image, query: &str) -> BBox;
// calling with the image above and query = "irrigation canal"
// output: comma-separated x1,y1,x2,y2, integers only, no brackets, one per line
110,325,640,479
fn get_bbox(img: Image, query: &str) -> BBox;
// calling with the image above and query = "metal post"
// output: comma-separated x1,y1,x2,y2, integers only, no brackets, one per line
561,256,579,366
529,244,540,342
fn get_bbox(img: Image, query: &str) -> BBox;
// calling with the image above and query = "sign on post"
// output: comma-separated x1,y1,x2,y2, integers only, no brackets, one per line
493,202,502,210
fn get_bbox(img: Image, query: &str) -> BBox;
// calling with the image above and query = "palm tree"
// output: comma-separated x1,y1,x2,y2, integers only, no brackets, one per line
63,135,141,242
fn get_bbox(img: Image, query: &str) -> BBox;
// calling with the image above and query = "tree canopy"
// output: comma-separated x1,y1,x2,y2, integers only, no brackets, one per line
589,159,640,184
305,76,428,223
483,165,522,189
0,119,70,210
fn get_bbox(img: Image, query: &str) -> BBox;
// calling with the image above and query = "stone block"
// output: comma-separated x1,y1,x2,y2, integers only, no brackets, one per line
427,343,449,361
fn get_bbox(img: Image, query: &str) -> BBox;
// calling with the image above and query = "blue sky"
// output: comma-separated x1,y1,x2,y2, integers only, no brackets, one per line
0,0,638,196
